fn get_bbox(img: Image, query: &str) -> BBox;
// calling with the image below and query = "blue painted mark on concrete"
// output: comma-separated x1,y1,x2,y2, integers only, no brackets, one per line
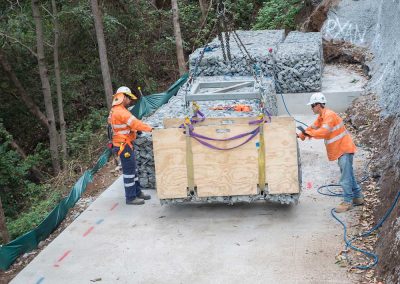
36,276,45,284
96,219,104,225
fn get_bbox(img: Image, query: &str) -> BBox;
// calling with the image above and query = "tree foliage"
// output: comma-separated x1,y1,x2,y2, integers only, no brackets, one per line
253,0,304,30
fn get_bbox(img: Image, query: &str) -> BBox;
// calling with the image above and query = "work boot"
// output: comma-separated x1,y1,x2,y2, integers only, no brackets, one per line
137,191,151,200
126,198,145,205
353,197,364,206
335,202,353,213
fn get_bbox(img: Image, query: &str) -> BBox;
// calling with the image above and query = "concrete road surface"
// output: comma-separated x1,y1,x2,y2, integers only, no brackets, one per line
11,116,364,284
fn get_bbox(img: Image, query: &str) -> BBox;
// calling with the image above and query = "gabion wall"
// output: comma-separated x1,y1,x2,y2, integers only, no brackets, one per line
189,30,323,93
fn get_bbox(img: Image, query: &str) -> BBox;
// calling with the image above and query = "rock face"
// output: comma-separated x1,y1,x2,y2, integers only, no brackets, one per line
322,1,400,282
189,30,323,93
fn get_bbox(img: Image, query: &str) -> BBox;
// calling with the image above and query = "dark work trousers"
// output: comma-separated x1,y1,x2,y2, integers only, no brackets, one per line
113,144,142,202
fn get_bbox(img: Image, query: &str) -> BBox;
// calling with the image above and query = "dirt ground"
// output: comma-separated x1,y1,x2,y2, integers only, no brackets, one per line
300,0,340,32
346,93,400,283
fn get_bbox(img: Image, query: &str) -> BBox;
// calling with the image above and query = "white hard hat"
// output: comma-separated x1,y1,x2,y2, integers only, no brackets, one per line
112,86,137,106
115,86,137,99
307,92,327,105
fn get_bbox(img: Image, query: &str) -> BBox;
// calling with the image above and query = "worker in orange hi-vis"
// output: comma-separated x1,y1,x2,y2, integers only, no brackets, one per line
297,93,364,213
108,86,153,205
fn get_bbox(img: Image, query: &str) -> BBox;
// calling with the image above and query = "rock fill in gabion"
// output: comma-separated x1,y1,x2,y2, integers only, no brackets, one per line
189,30,323,93
273,31,323,93
189,30,285,77
273,42,322,93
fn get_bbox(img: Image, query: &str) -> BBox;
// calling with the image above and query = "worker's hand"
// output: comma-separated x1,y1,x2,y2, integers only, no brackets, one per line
297,132,306,141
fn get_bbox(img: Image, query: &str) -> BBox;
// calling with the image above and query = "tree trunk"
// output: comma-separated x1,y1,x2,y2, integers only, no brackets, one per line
199,0,208,21
149,0,158,9
0,49,50,129
51,0,67,163
171,0,187,76
31,0,61,174
0,196,10,244
90,0,113,109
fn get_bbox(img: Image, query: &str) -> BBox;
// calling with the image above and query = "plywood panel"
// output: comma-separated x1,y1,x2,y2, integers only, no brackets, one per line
152,129,188,199
264,119,300,194
153,116,300,199
191,124,259,197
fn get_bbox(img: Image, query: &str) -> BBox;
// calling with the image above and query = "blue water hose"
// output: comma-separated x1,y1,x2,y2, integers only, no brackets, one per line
279,93,308,127
318,176,400,269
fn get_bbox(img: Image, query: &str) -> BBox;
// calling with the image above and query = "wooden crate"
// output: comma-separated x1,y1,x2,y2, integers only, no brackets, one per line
152,117,300,199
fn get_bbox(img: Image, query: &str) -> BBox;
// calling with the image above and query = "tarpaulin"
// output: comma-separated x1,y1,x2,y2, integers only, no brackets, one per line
131,73,188,119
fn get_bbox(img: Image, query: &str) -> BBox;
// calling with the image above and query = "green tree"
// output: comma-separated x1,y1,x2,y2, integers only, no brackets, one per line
253,0,303,30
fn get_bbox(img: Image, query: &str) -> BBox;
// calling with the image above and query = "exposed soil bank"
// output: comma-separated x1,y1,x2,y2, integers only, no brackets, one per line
304,0,400,282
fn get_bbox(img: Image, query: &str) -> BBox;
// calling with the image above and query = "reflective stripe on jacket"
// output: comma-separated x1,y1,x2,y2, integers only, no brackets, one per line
108,104,152,146
305,108,356,161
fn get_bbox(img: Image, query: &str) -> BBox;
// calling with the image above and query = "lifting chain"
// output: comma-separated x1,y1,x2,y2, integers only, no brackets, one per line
216,21,227,61
216,0,231,62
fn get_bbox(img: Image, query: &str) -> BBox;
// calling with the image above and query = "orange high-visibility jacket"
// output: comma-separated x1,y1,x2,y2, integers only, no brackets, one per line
108,104,152,147
305,108,356,161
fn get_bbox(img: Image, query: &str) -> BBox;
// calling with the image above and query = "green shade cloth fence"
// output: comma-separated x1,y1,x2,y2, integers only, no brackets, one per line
0,148,111,270
0,74,188,270
131,73,188,119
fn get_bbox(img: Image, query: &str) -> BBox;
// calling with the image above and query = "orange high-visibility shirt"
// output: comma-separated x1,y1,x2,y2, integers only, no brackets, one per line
108,104,152,147
305,108,356,161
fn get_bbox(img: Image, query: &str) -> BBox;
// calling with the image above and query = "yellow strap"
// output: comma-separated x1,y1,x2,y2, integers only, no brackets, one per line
185,124,195,194
117,143,125,156
192,101,200,112
258,123,266,192
117,141,133,156
184,116,191,126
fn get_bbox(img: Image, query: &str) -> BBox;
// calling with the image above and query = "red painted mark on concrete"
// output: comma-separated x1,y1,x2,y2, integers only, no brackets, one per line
53,250,72,267
110,202,119,211
307,182,313,189
83,226,94,237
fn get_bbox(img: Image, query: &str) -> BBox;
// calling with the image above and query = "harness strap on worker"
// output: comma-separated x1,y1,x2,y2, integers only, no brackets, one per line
117,141,133,156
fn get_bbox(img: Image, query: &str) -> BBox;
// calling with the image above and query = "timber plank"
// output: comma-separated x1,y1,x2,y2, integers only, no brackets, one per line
191,124,259,197
163,116,291,128
264,119,300,194
152,129,188,199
